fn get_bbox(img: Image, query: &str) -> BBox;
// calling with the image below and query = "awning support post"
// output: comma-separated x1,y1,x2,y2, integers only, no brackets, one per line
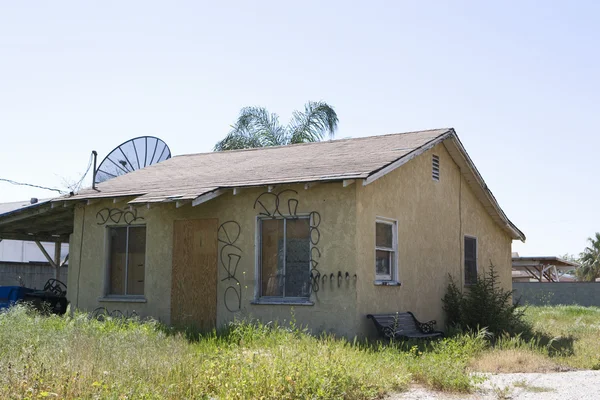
34,241,60,281
54,242,61,281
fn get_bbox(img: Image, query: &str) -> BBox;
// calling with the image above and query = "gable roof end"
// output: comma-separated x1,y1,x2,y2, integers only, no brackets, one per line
360,129,524,241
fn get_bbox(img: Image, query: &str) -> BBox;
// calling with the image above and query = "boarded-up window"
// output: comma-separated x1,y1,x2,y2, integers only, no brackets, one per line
464,236,477,285
108,226,146,295
260,217,310,299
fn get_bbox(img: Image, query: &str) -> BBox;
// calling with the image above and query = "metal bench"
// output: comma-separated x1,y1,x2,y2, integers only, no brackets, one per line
367,312,444,340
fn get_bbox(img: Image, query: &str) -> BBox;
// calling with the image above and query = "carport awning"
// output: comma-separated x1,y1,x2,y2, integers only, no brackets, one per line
0,200,75,243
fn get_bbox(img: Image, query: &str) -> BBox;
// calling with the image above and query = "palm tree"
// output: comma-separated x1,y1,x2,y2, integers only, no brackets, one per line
576,232,600,281
214,101,338,151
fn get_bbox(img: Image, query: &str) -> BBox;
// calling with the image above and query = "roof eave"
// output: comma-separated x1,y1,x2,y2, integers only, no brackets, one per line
444,134,526,242
361,128,525,242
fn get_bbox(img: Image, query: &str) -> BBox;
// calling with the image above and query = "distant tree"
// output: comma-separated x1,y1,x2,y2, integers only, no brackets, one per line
576,233,600,282
559,253,579,263
214,101,338,151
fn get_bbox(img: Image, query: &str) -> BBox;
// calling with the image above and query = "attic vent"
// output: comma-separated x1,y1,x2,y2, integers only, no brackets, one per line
432,155,440,181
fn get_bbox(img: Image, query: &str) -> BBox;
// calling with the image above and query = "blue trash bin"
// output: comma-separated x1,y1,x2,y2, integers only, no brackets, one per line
0,286,34,309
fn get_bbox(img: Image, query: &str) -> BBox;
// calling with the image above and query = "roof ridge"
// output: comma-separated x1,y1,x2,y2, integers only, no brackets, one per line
174,128,452,158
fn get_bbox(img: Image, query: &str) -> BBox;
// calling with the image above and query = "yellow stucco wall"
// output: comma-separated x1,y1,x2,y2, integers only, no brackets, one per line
67,183,359,336
67,141,513,338
354,143,513,337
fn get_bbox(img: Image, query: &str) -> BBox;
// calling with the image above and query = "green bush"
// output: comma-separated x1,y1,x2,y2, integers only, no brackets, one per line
442,263,530,336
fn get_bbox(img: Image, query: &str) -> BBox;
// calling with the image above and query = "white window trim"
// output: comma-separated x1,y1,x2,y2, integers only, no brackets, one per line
464,235,478,286
375,217,399,284
103,224,147,298
254,214,313,304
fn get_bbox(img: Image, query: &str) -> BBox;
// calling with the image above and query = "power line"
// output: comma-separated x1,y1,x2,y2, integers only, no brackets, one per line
0,152,96,196
0,178,66,194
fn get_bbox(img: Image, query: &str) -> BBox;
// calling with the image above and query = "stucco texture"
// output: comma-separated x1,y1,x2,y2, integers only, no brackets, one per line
354,143,512,337
67,141,513,338
68,183,358,336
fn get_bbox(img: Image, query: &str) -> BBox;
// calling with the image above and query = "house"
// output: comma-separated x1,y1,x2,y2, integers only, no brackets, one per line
0,128,524,337
0,199,69,288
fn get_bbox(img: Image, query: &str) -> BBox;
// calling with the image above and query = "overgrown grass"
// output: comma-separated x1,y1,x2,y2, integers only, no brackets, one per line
0,306,486,399
523,305,600,370
0,305,412,399
471,305,600,373
403,331,487,392
1,304,597,399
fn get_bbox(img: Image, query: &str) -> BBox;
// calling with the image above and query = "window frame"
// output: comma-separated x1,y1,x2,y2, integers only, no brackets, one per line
103,224,147,299
464,235,478,286
374,217,399,284
255,214,313,303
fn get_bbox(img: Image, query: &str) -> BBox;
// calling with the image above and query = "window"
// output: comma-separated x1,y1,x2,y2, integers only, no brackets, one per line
108,226,146,296
375,219,397,281
259,217,311,299
432,154,440,181
464,236,477,285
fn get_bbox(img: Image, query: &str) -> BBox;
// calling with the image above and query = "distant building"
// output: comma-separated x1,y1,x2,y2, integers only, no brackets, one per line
0,199,68,263
512,252,579,282
0,199,68,288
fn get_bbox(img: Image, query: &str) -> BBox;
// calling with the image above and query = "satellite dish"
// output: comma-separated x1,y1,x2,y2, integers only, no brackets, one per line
94,136,171,184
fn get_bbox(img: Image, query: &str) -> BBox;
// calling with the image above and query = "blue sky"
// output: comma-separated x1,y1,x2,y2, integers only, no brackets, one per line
0,1,598,257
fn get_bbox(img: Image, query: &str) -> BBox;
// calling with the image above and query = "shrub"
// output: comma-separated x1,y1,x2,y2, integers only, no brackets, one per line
442,263,530,336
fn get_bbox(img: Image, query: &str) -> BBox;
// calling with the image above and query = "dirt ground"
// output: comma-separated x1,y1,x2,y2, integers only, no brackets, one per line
390,370,600,399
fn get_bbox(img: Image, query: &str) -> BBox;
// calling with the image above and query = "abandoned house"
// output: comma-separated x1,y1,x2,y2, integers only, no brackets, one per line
0,128,525,337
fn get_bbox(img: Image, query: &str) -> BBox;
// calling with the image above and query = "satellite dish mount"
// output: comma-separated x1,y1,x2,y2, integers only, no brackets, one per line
91,136,171,189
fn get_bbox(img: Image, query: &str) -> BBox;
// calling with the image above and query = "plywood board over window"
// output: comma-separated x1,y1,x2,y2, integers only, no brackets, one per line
171,219,218,330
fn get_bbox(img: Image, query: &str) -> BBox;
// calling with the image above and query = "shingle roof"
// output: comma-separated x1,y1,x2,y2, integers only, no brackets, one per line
68,128,451,202
59,128,524,241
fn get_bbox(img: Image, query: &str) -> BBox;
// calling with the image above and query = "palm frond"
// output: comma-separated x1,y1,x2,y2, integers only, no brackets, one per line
576,233,600,281
214,107,286,151
236,107,286,147
287,101,338,144
213,130,262,151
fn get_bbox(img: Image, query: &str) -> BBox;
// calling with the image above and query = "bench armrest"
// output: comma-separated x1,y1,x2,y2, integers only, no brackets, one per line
415,319,437,334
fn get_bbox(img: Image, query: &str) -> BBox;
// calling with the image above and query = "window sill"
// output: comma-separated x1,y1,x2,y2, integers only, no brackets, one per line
98,296,147,303
251,299,314,306
373,280,401,286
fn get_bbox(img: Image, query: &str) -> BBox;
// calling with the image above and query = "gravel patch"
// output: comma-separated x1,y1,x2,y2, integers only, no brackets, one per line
389,370,600,399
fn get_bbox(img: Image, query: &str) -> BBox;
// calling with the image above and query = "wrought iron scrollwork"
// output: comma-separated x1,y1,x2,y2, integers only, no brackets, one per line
253,189,299,218
96,207,144,225
91,307,139,321
218,221,243,312
252,190,323,295
309,211,322,293
417,320,437,334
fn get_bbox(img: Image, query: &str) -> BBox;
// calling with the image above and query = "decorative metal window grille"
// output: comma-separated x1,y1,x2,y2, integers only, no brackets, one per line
432,155,440,181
